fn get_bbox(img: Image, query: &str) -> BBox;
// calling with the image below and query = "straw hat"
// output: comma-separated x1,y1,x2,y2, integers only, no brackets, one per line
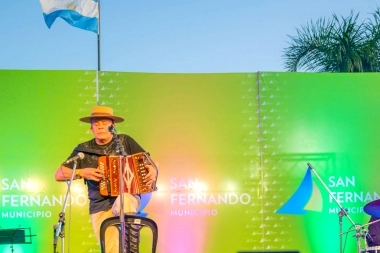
79,106,124,123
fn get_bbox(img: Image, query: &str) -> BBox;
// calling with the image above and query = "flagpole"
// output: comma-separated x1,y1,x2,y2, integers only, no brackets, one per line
96,0,100,106
96,2,126,252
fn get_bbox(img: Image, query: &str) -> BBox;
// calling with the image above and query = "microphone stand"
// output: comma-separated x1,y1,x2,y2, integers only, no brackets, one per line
343,218,380,248
110,127,127,252
53,160,79,253
306,163,361,253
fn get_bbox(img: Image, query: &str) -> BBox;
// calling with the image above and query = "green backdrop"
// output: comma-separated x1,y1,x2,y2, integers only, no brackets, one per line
0,70,379,253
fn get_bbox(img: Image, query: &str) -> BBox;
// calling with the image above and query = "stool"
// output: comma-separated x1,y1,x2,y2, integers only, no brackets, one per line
100,214,158,253
366,246,380,253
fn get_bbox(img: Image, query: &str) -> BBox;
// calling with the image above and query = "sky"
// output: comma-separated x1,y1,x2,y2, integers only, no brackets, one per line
0,0,379,73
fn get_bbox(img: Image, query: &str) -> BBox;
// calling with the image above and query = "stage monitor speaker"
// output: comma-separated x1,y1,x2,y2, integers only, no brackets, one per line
0,228,34,245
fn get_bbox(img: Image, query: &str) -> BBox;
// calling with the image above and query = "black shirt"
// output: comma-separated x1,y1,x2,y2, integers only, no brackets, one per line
64,134,146,214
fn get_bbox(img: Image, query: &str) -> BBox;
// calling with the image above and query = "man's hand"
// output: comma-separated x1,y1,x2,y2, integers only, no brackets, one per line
145,163,158,186
79,168,104,181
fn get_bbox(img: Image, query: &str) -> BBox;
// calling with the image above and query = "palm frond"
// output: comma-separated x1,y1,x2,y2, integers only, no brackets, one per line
282,8,380,72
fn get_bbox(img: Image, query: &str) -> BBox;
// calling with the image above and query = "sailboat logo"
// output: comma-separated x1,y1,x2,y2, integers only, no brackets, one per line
276,168,323,214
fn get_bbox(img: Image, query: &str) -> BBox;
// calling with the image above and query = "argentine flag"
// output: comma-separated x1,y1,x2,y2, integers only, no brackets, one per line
40,0,98,33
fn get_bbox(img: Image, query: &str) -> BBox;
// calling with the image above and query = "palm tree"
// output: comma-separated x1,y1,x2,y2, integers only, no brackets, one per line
283,8,380,72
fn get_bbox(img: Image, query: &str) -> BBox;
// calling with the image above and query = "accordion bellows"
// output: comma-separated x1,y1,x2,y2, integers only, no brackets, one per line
98,152,158,196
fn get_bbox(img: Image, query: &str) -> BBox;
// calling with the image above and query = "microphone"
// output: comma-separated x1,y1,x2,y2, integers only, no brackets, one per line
53,224,60,246
53,224,58,239
64,152,84,164
108,125,116,133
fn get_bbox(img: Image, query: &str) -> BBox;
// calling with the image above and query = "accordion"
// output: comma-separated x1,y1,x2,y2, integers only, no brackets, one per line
98,152,158,196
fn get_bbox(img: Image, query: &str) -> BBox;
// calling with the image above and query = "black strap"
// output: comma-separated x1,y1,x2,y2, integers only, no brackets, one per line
74,146,105,156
